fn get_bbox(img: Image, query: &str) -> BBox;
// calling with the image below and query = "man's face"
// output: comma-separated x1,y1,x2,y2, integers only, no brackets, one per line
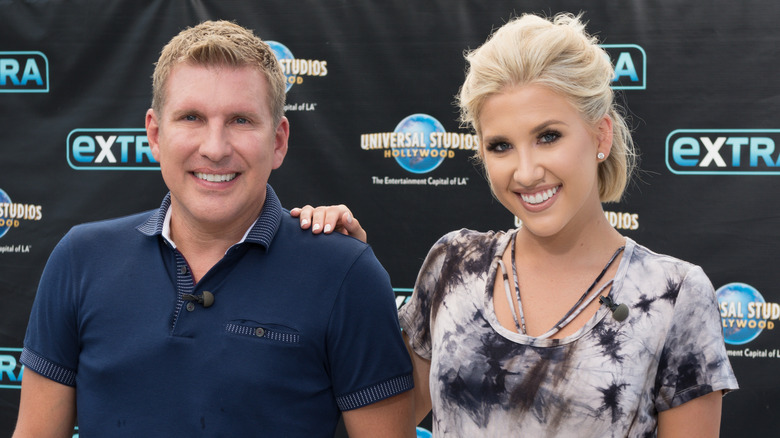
146,63,288,235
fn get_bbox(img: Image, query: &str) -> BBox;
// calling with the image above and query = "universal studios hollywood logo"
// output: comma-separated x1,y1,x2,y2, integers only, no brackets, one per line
267,41,327,92
718,282,779,346
0,188,42,240
361,114,477,174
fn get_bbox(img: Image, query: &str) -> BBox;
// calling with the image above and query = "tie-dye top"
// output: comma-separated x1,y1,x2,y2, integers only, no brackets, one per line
399,228,738,437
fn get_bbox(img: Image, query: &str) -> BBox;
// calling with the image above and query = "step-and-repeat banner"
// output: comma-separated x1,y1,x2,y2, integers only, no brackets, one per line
0,1,777,436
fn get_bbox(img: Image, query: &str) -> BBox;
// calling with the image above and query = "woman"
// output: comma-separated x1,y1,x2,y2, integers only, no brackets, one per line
294,12,737,436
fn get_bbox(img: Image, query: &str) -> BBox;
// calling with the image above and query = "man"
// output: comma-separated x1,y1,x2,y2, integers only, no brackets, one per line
13,20,414,437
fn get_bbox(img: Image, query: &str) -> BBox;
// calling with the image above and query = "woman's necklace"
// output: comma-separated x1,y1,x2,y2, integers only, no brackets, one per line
496,232,625,339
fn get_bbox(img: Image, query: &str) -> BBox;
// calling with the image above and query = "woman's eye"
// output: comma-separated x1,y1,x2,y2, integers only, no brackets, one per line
539,131,560,144
486,141,511,152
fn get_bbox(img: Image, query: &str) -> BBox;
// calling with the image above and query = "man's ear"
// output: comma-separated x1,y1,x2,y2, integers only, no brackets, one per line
146,108,161,161
272,116,290,169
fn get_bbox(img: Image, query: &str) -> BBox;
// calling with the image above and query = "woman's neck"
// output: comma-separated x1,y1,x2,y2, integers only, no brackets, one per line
515,207,625,266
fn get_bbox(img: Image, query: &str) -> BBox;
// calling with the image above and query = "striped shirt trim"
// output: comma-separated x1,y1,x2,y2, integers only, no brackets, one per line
336,374,414,411
20,347,77,387
170,250,194,330
245,185,282,249
225,322,300,344
135,185,282,250
136,193,170,236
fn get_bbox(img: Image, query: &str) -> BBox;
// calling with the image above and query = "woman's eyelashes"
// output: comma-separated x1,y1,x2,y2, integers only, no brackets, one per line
538,130,561,144
485,140,511,153
485,131,562,153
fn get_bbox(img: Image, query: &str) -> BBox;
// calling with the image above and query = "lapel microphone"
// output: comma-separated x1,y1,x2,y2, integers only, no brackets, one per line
182,291,215,308
599,295,629,322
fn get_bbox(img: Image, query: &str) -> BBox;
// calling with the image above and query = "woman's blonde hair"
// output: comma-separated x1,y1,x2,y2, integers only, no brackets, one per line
458,13,636,202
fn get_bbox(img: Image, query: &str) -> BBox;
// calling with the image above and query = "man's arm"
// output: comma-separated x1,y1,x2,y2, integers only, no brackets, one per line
326,243,414,436
656,391,722,437
13,368,76,438
342,390,415,438
341,333,433,435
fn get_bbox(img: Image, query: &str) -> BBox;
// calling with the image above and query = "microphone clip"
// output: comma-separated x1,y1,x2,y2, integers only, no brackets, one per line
182,291,215,308
599,295,628,322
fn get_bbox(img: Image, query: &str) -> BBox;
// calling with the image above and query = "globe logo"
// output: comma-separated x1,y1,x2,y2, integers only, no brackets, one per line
416,427,432,438
267,41,295,92
393,114,446,174
0,189,11,238
717,282,766,345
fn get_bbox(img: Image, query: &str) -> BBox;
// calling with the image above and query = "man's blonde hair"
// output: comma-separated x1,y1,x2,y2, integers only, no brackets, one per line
152,20,286,126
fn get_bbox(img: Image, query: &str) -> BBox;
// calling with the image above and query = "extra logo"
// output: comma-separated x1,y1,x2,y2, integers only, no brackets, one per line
0,348,23,389
361,113,477,174
67,129,158,170
602,44,646,90
0,188,42,241
666,130,780,175
0,51,48,93
718,282,778,345
267,41,327,93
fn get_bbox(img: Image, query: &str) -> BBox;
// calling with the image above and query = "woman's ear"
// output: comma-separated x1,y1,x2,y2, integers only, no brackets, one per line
596,114,614,159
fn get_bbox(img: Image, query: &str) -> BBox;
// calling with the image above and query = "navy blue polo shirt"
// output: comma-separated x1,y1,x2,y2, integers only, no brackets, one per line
22,185,413,437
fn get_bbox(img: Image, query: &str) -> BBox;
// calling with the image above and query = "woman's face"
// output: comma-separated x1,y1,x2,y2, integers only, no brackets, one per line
479,84,612,239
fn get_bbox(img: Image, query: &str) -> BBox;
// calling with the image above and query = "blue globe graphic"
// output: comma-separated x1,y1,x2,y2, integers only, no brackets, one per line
393,114,446,174
717,282,765,345
416,427,432,438
267,41,295,92
0,189,11,238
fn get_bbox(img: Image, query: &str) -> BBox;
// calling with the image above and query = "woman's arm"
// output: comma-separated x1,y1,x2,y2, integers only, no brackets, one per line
657,391,722,438
403,332,432,425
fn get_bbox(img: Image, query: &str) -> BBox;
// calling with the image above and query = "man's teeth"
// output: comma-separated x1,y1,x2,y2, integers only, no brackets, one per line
195,172,237,182
521,186,558,205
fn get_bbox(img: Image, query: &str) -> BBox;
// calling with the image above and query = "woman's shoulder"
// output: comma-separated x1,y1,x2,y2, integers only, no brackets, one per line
626,238,697,269
623,237,706,286
434,227,512,247
421,228,514,274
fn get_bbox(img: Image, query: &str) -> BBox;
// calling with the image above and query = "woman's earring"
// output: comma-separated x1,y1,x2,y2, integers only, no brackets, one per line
597,152,605,160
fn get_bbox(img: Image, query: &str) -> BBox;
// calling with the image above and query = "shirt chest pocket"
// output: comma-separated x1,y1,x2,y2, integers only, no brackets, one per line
225,320,301,345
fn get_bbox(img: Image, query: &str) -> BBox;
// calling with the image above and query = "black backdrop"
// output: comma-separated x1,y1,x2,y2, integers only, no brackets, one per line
1,1,778,436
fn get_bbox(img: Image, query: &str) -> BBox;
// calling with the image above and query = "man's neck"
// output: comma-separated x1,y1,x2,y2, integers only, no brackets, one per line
164,206,261,283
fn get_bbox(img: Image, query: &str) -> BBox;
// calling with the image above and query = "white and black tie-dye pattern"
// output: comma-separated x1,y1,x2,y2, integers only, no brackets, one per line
399,228,738,437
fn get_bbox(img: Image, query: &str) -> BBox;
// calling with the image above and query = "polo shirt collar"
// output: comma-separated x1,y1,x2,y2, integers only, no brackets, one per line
136,184,282,250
